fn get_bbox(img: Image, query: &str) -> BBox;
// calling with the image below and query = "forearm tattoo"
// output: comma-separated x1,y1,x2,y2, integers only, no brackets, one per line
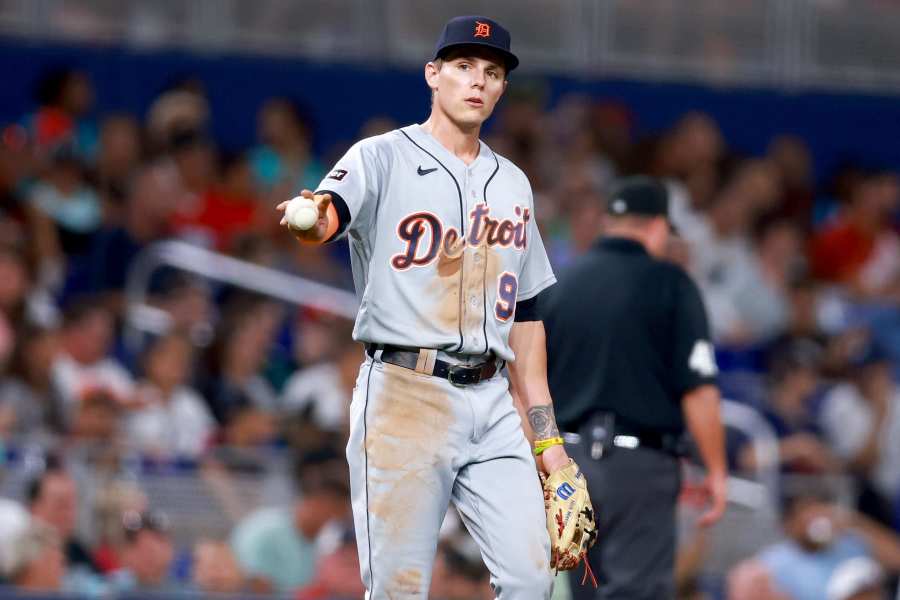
528,405,560,440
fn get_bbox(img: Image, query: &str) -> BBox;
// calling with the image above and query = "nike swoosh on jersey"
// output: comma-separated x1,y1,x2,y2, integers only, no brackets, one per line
417,166,438,176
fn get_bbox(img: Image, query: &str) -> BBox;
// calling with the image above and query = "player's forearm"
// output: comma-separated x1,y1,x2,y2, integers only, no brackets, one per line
510,387,558,444
682,384,726,477
508,320,560,442
509,389,534,443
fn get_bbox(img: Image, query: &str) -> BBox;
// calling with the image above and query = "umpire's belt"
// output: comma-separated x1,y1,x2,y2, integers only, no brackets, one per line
365,344,498,386
569,413,686,457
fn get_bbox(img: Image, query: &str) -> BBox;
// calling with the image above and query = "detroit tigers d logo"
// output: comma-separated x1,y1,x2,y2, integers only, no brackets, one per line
474,21,492,38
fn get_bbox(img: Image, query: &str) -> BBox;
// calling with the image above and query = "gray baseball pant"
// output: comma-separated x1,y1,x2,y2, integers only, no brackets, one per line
346,354,553,599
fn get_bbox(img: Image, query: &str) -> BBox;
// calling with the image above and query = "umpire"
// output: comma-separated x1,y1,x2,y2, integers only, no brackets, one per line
540,176,727,599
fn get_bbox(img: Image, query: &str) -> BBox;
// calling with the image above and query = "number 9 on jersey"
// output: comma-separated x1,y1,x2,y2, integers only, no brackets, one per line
495,272,518,321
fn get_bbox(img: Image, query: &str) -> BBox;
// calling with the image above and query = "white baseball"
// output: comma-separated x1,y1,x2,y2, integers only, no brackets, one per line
285,196,319,230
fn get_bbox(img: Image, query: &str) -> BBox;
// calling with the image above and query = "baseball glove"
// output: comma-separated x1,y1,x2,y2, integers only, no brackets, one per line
541,460,598,583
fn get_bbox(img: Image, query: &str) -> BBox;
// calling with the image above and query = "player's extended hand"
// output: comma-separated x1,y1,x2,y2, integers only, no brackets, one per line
276,189,333,243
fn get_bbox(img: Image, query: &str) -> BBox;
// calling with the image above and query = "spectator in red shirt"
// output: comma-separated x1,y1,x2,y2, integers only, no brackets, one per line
25,68,97,161
810,170,900,300
171,151,262,251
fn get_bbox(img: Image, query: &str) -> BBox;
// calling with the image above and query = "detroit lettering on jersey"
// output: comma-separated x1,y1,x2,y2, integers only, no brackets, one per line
391,204,530,270
312,124,556,360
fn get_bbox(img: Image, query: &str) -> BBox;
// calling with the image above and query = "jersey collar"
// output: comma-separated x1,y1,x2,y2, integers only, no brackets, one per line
406,123,492,171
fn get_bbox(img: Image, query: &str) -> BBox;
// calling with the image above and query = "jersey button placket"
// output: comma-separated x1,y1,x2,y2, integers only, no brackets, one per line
463,171,483,354
458,170,471,353
465,171,485,354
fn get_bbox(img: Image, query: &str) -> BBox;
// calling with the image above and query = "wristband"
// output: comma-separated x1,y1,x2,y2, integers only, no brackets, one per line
533,436,564,456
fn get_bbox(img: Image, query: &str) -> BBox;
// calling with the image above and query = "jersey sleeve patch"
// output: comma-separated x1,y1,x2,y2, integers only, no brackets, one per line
688,340,718,377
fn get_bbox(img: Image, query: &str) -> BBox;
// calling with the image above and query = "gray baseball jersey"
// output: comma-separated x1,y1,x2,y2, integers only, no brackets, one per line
314,123,556,361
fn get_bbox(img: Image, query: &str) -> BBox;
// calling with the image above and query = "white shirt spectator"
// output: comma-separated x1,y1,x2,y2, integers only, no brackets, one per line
281,364,348,432
52,353,134,421
667,180,708,243
826,556,884,600
860,232,900,295
0,498,29,579
127,383,215,459
819,382,900,500
685,219,787,343
0,379,58,439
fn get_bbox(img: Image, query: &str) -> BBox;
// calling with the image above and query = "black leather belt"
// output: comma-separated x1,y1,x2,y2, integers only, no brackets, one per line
365,344,498,386
612,430,678,453
576,412,686,457
616,428,684,456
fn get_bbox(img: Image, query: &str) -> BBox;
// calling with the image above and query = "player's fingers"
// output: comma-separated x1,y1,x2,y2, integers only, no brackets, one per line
299,189,315,200
316,193,332,218
275,200,290,212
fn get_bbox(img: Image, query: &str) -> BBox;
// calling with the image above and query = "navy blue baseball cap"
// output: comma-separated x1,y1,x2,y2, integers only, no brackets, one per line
607,175,679,233
433,16,519,72
607,176,670,218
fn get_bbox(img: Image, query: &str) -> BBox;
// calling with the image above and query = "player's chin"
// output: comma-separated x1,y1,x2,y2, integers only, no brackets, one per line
455,107,492,127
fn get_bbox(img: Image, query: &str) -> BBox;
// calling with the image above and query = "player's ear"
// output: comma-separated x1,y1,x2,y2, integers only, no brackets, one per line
424,61,440,92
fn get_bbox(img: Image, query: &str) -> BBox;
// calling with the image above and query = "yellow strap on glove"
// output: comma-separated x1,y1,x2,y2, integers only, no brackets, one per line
541,460,599,583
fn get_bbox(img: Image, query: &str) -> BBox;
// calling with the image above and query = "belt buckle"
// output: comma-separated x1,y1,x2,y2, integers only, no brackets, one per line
613,435,640,449
447,364,472,387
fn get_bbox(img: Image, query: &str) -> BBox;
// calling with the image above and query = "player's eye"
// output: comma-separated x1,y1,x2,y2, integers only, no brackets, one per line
487,70,499,79
458,62,470,70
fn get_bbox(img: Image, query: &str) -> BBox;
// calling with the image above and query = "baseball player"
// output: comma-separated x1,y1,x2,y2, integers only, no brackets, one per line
277,16,590,599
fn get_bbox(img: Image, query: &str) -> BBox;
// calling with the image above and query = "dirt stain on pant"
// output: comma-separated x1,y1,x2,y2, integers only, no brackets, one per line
386,568,424,598
367,363,454,540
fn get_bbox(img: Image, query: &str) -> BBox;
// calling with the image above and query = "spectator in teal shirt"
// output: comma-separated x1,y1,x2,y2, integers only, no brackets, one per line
250,98,324,197
230,456,351,594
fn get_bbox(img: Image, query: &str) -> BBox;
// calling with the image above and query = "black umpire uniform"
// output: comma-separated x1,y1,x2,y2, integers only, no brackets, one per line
540,176,724,600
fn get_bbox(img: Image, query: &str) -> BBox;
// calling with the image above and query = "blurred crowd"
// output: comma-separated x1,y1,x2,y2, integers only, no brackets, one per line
0,67,897,599
0,68,495,599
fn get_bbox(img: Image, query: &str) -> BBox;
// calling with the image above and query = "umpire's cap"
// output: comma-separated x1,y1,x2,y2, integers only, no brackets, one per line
433,16,519,72
607,176,670,219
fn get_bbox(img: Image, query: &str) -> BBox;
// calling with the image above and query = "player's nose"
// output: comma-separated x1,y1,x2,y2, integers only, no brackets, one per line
470,68,486,88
